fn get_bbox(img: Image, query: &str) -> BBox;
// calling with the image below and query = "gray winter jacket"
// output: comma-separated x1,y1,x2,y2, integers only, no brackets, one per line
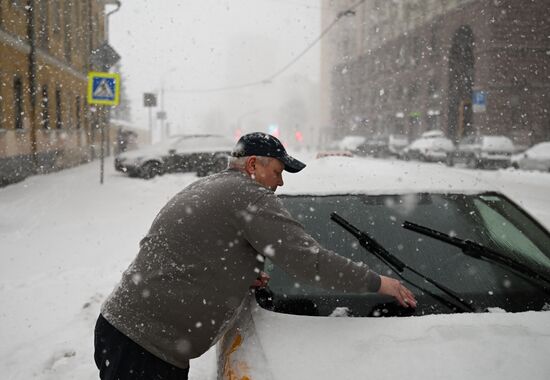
101,169,381,369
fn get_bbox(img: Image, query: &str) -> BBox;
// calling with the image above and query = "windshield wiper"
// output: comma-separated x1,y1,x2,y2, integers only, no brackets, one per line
402,221,550,293
330,212,476,313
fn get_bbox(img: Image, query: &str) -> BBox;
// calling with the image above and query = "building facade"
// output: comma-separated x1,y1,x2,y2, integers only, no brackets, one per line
0,0,118,186
321,0,550,145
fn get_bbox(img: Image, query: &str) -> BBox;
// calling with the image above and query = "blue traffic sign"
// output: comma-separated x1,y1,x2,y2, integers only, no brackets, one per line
472,90,487,113
473,91,486,106
87,72,120,106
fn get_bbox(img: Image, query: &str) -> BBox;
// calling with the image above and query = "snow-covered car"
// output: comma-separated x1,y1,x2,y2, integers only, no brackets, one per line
354,134,409,158
419,129,446,138
511,141,550,172
387,133,409,156
315,150,353,159
401,133,455,163
114,134,234,179
217,157,550,380
353,136,387,157
454,135,515,169
336,135,367,151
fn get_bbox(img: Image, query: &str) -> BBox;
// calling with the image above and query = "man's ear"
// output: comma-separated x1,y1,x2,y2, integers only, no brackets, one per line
245,156,257,175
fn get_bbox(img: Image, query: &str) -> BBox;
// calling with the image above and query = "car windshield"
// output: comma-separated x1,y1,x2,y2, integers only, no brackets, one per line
482,136,514,150
263,193,550,317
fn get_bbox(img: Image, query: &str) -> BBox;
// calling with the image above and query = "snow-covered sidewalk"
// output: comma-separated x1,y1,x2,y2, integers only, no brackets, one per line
0,161,216,379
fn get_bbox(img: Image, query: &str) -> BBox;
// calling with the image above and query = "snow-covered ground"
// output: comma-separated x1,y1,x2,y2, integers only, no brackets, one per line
1,156,550,379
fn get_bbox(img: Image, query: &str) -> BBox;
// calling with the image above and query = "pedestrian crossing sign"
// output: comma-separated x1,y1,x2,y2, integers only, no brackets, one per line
87,71,120,106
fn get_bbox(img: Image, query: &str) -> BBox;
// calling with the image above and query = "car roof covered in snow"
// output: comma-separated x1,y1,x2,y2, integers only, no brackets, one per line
280,156,495,196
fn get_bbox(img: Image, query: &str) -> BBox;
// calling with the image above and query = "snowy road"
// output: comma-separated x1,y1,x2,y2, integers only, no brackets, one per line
1,157,549,379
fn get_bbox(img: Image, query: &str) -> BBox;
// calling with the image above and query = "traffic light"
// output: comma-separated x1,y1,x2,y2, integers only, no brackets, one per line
268,124,280,138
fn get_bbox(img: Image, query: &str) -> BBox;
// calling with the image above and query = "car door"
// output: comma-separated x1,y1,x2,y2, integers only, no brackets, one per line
168,137,196,172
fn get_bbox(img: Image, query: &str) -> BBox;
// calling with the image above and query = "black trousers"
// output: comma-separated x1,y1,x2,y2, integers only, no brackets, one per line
94,314,189,380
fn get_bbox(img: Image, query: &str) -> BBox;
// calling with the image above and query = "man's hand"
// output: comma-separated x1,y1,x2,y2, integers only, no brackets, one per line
378,275,417,308
250,271,270,289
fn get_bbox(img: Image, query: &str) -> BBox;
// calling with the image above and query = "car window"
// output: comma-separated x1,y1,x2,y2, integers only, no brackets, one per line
172,136,233,152
473,196,550,269
482,136,514,150
432,137,454,150
409,139,431,149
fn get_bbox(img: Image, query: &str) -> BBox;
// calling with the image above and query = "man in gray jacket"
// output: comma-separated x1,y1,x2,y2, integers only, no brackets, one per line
94,132,416,380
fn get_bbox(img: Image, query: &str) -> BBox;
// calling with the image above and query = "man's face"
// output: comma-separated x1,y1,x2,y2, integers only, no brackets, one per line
253,157,284,192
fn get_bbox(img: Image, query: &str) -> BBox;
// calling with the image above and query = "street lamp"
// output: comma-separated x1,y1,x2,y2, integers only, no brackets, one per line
104,1,121,36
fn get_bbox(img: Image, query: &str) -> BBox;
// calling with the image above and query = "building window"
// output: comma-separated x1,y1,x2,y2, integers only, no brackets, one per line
428,79,438,97
395,85,403,101
14,77,24,129
74,0,83,56
38,0,49,49
397,45,406,67
75,96,81,129
53,0,61,34
55,88,62,129
413,37,422,65
66,92,72,128
10,0,26,10
408,81,419,100
64,0,73,61
430,25,439,61
0,72,3,128
41,85,50,129
0,91,3,129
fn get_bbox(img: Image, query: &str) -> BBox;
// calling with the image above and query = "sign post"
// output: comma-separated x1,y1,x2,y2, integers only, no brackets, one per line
87,71,121,184
143,93,157,144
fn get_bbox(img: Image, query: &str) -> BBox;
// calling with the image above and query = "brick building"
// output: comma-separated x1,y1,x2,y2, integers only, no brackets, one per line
320,0,550,145
0,0,119,186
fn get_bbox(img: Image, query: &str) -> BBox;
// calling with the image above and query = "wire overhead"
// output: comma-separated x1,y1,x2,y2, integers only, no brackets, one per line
170,0,365,94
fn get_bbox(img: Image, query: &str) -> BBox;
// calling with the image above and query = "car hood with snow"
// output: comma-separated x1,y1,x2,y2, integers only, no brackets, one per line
219,296,550,380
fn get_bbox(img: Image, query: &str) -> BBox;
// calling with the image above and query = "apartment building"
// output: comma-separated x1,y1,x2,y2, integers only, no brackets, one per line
0,0,118,185
321,0,550,145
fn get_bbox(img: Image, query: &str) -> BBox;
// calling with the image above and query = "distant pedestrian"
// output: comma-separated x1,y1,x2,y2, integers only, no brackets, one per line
94,132,416,379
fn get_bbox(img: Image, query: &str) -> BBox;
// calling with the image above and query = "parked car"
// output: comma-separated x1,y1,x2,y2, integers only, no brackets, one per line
114,134,234,179
387,133,409,156
336,135,367,151
454,135,515,169
419,129,446,138
355,134,410,158
401,132,455,163
353,135,389,157
315,150,353,159
511,141,550,172
217,157,550,380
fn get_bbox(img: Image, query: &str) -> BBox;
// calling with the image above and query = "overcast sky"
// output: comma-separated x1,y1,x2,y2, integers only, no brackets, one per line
109,0,322,139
